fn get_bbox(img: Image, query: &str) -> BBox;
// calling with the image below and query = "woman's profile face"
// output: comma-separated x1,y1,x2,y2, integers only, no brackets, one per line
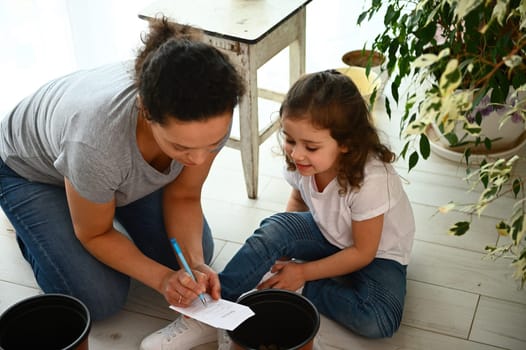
150,112,232,167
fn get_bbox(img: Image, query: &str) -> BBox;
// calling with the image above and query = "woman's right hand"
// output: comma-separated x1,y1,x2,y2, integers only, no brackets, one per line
160,268,208,307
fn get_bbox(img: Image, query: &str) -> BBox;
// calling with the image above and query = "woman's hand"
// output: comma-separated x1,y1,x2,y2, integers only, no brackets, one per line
160,268,209,307
194,263,221,301
160,264,220,307
257,260,306,292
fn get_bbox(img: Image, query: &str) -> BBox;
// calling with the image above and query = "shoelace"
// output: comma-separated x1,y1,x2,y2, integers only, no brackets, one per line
163,318,190,339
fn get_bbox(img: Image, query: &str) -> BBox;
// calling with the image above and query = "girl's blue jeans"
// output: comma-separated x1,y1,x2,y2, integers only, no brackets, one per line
219,211,407,339
0,158,214,321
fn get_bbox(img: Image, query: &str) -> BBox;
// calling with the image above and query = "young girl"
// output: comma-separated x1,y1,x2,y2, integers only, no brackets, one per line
219,69,415,339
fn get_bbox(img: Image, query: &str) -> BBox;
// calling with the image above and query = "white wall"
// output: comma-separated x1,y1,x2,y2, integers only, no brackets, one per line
0,0,150,116
0,0,385,116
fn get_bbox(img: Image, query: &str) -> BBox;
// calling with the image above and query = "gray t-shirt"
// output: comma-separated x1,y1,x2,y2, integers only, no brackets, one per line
0,62,192,206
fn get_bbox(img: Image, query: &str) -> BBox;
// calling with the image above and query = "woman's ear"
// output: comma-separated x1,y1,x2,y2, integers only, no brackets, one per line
339,144,349,153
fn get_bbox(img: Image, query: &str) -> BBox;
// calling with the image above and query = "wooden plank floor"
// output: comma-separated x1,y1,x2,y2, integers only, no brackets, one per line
1,1,525,349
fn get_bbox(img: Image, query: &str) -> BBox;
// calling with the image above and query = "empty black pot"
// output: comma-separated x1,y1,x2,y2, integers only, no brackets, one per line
228,289,320,350
0,293,91,350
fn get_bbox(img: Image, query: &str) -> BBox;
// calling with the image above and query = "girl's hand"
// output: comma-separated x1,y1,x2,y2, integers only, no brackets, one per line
257,260,306,292
160,267,209,307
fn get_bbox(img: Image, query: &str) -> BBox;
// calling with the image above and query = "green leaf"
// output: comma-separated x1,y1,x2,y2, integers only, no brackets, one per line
420,22,438,43
419,134,431,159
480,159,489,188
357,11,368,25
496,221,510,236
449,221,470,236
369,89,378,109
491,72,510,103
439,59,461,96
385,6,401,26
389,40,400,61
400,141,410,159
443,131,459,146
513,179,521,197
413,54,440,68
464,148,472,164
482,186,499,201
398,55,411,77
485,245,497,252
492,0,508,26
408,151,419,171
511,214,524,243
484,137,492,150
456,0,482,19
391,76,400,102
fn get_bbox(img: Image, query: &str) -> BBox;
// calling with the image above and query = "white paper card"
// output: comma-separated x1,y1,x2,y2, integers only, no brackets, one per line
169,293,254,331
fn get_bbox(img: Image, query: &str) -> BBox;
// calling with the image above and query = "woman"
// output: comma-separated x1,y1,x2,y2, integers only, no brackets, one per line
0,15,244,331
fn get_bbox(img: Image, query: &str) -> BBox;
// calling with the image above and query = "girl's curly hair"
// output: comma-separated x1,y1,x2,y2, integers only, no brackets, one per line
279,70,394,193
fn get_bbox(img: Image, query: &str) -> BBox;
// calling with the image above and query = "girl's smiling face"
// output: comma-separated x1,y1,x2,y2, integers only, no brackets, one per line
282,116,347,184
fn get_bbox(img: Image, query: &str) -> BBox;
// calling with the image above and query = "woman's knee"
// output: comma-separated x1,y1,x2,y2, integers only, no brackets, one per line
35,256,131,321
68,273,130,321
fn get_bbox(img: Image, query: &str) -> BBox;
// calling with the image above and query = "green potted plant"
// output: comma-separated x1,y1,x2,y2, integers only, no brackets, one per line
358,0,526,287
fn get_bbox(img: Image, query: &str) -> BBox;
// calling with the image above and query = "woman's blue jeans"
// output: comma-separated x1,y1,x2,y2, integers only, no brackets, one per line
219,211,407,338
0,158,214,321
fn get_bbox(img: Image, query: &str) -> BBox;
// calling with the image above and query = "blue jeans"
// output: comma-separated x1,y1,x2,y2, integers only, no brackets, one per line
0,158,214,321
219,212,407,338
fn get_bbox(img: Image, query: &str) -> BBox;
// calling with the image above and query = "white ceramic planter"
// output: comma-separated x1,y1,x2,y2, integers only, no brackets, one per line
432,91,525,153
433,113,524,153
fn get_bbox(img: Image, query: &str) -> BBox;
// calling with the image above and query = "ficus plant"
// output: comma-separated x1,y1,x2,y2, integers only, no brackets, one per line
358,0,526,287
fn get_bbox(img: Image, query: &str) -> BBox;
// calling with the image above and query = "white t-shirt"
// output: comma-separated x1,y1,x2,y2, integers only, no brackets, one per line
283,158,415,265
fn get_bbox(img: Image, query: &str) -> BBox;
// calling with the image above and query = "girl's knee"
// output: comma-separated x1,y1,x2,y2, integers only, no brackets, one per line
354,322,396,339
257,212,300,238
346,312,401,339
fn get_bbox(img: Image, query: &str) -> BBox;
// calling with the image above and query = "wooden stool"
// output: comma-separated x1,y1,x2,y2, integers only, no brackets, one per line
139,0,311,198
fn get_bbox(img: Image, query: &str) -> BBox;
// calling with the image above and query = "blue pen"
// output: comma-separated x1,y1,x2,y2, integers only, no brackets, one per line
170,238,207,307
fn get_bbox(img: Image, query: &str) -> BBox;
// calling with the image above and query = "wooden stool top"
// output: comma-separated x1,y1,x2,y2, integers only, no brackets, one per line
139,0,311,43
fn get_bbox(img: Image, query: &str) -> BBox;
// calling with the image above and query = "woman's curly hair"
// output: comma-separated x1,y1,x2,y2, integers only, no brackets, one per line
134,16,245,124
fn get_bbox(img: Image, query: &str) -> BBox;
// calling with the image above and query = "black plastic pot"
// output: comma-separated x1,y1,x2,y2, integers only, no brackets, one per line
0,293,91,350
228,289,320,350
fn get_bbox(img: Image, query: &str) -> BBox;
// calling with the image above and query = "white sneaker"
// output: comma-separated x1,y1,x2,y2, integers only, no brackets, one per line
217,329,232,350
140,316,217,350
